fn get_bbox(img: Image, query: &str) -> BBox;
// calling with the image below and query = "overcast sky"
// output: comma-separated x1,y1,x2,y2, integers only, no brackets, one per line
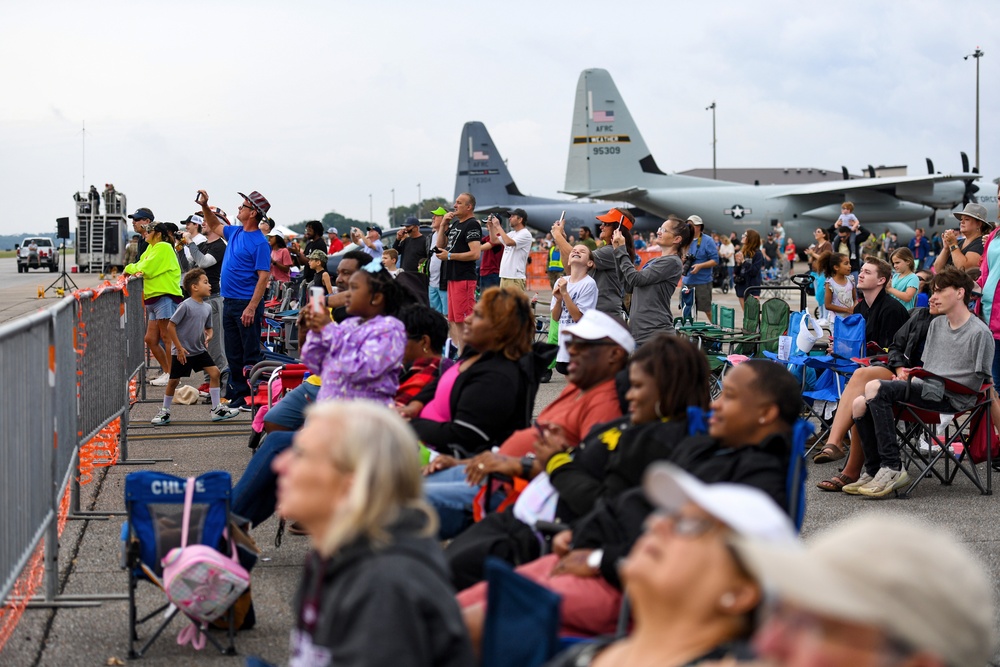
1,0,996,236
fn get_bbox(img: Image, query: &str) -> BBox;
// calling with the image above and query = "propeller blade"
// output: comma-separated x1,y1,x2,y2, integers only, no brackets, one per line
867,165,876,178
926,158,934,174
963,180,979,206
841,166,849,180
961,152,970,173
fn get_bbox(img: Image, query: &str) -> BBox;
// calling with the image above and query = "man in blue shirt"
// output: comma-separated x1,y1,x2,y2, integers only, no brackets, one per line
197,188,272,410
352,224,385,261
682,215,719,322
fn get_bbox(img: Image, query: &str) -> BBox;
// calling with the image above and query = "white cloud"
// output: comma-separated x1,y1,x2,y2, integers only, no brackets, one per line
0,0,996,235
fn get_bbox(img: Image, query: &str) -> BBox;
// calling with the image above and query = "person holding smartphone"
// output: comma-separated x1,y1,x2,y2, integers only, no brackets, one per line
196,188,272,411
435,193,482,355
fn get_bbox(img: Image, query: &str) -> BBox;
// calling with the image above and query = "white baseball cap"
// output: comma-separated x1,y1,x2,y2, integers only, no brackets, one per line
643,463,798,546
561,309,636,354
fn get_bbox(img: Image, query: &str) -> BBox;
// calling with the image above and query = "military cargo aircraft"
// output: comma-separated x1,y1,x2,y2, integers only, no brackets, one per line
562,68,984,246
454,120,663,234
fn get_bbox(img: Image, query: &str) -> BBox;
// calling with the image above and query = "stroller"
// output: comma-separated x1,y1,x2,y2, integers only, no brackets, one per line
712,259,730,294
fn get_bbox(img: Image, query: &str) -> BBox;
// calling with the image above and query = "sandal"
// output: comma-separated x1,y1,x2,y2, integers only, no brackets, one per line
817,472,858,492
813,444,846,464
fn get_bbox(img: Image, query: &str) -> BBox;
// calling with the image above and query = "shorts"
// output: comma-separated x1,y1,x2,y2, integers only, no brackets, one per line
500,277,526,292
692,282,712,311
479,273,501,289
146,296,178,320
169,351,216,379
447,280,477,323
428,286,448,317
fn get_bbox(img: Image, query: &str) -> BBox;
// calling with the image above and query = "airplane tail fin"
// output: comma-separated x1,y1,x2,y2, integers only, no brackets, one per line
454,121,525,203
565,69,707,194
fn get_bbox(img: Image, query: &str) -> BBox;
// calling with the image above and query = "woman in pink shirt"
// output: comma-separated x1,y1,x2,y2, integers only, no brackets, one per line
268,231,293,283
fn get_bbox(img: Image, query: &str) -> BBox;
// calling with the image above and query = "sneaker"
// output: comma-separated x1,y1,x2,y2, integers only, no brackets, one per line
150,408,171,426
857,467,910,498
149,372,170,387
198,382,210,399
211,404,240,422
841,472,873,495
227,397,247,411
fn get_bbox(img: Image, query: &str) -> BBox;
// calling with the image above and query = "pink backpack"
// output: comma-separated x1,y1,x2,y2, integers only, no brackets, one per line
161,477,249,646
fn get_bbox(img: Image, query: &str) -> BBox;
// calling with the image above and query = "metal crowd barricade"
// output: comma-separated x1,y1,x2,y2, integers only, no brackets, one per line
0,278,150,644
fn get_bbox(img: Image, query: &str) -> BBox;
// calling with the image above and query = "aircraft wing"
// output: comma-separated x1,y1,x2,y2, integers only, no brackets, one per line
475,204,515,215
767,173,979,199
559,186,648,200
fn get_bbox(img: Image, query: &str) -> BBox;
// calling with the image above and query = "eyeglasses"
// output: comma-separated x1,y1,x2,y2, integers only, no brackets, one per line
761,599,913,656
239,202,259,213
646,508,719,537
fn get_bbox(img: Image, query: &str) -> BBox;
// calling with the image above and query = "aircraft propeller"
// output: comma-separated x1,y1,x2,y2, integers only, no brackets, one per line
960,151,980,205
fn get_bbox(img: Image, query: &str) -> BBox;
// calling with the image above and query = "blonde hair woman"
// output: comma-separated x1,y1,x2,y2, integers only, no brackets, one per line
273,401,474,666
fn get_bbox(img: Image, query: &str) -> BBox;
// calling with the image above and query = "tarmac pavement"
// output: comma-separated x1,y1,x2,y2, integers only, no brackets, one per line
3,275,1000,665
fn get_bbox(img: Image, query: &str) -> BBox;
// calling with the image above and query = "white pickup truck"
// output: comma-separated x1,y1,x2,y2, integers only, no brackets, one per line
17,237,59,273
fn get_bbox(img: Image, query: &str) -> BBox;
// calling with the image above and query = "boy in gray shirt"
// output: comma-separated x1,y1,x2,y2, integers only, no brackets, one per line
850,267,993,498
151,269,240,425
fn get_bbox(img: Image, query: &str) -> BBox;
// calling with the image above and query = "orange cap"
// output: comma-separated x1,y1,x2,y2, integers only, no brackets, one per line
595,208,633,231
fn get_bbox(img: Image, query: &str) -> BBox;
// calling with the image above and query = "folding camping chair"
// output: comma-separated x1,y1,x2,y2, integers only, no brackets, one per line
894,369,995,498
123,471,239,658
767,314,868,458
480,557,562,667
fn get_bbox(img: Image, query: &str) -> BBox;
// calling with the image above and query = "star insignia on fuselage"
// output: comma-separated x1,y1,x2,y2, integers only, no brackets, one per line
724,205,751,219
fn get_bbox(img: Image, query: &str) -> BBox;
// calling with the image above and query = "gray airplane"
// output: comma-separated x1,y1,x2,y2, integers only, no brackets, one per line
454,121,663,234
562,68,984,246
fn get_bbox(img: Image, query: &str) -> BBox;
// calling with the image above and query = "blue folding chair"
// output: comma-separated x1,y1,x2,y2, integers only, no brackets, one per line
123,471,239,658
480,557,562,667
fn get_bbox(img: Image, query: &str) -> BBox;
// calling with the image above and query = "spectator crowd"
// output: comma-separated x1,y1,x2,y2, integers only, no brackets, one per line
124,188,1000,667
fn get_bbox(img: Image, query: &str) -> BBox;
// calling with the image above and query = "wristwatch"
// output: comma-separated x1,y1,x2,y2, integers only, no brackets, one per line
520,455,535,478
586,549,604,571
951,244,960,252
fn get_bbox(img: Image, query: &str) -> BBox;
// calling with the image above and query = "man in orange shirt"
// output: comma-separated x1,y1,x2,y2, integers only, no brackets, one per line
423,310,633,538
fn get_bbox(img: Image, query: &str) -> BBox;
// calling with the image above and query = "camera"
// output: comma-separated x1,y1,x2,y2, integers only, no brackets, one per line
682,253,697,276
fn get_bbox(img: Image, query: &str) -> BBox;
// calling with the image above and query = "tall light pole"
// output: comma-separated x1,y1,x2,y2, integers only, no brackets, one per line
706,102,717,180
369,194,372,224
417,183,422,217
391,188,395,225
964,48,984,172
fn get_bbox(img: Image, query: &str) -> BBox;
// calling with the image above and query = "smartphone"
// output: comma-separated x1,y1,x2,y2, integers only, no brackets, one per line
194,191,204,205
559,210,565,222
310,286,325,314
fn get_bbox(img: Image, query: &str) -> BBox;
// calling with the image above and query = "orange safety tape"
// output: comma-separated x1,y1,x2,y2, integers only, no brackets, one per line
0,485,71,654
0,278,136,654
77,417,121,486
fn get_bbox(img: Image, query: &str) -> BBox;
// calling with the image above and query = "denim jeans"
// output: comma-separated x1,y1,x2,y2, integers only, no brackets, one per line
424,465,479,539
854,380,953,476
680,287,694,320
222,297,264,401
479,274,501,290
231,430,294,527
263,382,319,430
